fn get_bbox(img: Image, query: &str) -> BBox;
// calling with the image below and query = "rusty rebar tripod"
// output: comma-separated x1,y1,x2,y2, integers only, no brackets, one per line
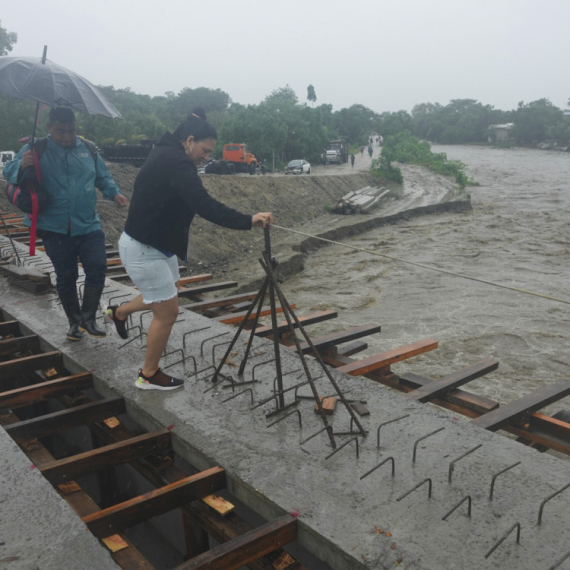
211,226,367,449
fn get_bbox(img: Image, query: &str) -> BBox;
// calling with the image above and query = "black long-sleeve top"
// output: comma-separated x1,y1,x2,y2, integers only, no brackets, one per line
124,131,252,260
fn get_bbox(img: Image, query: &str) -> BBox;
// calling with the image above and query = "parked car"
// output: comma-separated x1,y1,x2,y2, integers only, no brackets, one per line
285,159,311,175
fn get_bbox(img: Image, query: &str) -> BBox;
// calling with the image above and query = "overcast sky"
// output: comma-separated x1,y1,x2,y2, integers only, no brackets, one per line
2,0,569,114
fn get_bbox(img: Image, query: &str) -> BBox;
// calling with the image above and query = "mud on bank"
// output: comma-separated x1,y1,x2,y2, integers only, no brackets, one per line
0,162,467,283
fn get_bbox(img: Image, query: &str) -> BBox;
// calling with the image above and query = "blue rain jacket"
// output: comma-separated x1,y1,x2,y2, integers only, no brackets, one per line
4,136,122,236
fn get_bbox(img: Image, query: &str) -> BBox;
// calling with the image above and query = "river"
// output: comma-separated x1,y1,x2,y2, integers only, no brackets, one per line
279,145,570,417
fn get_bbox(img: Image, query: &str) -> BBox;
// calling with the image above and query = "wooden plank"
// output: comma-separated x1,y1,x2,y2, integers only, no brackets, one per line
336,339,437,376
185,292,262,312
471,381,570,431
336,341,368,357
213,306,285,325
82,466,226,538
177,280,238,298
314,397,337,415
254,311,338,338
399,372,499,415
406,358,498,402
294,324,381,355
6,397,126,443
0,351,62,381
0,334,40,357
178,274,214,286
0,372,93,409
40,428,171,484
175,515,297,570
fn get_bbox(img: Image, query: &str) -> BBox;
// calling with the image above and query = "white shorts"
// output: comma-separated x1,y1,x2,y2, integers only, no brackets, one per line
119,232,180,304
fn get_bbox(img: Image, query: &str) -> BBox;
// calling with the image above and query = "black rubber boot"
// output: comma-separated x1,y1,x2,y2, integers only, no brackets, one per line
80,285,106,338
59,291,84,341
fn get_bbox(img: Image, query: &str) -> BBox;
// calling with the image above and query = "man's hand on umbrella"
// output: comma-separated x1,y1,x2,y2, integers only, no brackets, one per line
114,194,128,208
19,151,34,171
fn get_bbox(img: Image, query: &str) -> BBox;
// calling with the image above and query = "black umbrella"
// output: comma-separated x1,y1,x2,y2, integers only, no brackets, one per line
0,45,122,148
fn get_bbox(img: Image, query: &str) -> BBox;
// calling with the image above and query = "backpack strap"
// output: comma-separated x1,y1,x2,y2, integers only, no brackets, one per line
81,139,99,165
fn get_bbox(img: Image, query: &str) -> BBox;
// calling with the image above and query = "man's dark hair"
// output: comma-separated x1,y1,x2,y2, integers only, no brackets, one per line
49,107,76,124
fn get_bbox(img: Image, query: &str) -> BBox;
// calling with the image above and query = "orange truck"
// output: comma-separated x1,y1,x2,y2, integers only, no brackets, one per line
222,143,258,175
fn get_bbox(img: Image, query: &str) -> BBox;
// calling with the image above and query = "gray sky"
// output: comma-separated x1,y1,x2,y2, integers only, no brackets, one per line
2,0,569,113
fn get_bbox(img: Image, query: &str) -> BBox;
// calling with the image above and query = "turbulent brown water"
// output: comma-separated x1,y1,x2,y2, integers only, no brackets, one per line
281,145,570,416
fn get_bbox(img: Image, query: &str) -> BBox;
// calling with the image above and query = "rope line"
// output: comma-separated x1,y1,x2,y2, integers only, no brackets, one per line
271,224,570,306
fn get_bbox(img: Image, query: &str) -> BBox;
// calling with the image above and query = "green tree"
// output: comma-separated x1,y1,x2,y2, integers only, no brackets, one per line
0,20,17,55
307,84,317,104
512,99,564,144
265,85,298,105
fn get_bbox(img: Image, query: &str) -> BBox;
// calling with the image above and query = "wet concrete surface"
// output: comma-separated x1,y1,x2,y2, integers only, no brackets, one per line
0,427,118,570
2,251,570,569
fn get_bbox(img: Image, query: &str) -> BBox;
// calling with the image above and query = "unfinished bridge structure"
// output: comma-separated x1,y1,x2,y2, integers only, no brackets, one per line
1,214,570,570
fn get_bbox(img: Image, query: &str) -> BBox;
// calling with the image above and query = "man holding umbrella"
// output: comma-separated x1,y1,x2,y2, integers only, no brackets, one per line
4,107,128,341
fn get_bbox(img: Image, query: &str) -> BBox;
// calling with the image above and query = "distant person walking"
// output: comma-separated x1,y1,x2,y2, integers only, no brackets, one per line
350,154,355,167
368,145,373,158
106,108,273,391
360,146,365,156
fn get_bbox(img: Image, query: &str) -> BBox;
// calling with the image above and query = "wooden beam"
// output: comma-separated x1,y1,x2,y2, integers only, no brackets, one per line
336,341,368,357
40,428,171,484
185,292,262,312
399,372,499,415
292,324,381,355
175,515,297,570
0,320,21,337
177,281,238,298
213,305,286,325
6,397,126,443
336,338,437,376
254,311,338,338
83,467,226,538
0,351,62,381
471,381,570,431
406,358,498,403
0,334,40,357
0,372,93,409
178,274,214,286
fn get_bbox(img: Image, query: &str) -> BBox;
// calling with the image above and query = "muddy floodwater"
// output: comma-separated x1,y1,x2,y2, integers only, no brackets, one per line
281,145,570,417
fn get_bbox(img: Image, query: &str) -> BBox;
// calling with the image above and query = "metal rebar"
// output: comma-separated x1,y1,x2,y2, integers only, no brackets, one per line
182,326,211,349
273,368,303,392
489,461,521,500
221,379,258,389
360,457,395,480
202,371,232,393
118,330,146,349
396,478,433,502
335,416,369,437
222,389,254,405
265,399,299,419
442,495,472,521
163,354,197,375
212,340,233,365
139,310,153,331
538,481,570,525
448,444,482,483
251,359,275,383
251,394,277,411
200,331,230,357
376,414,410,449
325,437,359,461
109,293,131,306
300,425,332,445
548,549,570,570
0,213,22,265
235,277,270,377
484,522,521,559
412,427,445,463
267,409,302,429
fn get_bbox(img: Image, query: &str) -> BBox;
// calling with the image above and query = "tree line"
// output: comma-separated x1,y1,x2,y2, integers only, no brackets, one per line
1,22,569,162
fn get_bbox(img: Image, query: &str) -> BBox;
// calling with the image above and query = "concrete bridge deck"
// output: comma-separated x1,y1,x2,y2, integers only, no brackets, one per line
1,263,570,570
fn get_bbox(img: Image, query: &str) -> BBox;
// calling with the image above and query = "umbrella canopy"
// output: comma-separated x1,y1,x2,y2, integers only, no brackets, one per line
0,56,122,119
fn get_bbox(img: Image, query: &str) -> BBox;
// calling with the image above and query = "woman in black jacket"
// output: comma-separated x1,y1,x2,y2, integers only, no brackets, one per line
105,109,272,390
